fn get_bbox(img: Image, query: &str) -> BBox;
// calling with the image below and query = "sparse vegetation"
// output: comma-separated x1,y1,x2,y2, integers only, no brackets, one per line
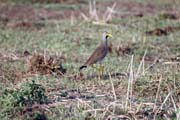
0,80,49,119
0,0,180,119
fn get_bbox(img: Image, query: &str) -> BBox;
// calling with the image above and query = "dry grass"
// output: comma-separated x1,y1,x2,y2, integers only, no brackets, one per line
0,0,180,119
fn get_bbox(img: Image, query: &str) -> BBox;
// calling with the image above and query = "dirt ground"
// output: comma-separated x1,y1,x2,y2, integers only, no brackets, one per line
0,0,179,29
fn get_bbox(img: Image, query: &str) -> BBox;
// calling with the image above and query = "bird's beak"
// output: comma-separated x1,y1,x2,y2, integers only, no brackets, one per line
107,33,113,38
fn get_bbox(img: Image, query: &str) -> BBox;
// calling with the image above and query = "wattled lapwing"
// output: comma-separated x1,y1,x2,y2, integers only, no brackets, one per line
79,32,113,79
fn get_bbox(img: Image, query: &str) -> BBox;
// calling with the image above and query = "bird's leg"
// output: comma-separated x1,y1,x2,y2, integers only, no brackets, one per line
97,65,101,80
99,64,105,77
92,64,101,80
97,64,105,80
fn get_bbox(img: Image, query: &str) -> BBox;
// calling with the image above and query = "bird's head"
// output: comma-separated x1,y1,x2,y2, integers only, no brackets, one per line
102,32,113,42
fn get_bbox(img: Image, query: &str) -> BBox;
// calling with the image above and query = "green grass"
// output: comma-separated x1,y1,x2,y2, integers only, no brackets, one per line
0,0,180,119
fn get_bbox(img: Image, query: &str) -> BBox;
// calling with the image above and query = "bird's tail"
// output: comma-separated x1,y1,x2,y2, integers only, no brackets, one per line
79,65,87,71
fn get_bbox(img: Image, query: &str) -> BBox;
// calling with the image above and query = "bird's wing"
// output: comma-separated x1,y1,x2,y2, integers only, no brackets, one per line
85,43,106,65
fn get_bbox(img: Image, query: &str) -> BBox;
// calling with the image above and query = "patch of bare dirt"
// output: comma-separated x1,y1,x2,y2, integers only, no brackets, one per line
158,12,178,20
6,4,80,20
115,44,134,56
145,26,180,36
0,1,179,29
114,43,139,56
0,4,82,29
31,0,87,4
139,54,158,63
97,1,180,19
5,21,45,30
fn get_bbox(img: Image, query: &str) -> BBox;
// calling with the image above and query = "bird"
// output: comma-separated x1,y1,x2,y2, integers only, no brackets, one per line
79,32,113,78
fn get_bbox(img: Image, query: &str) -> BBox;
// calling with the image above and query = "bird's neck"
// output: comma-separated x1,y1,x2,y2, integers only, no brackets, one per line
102,37,108,46
103,39,108,46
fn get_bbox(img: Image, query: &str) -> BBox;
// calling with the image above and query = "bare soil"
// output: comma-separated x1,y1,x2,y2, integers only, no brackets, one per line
0,1,179,29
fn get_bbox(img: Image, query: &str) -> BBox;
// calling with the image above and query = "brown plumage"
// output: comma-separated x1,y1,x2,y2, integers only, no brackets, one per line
79,32,112,71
